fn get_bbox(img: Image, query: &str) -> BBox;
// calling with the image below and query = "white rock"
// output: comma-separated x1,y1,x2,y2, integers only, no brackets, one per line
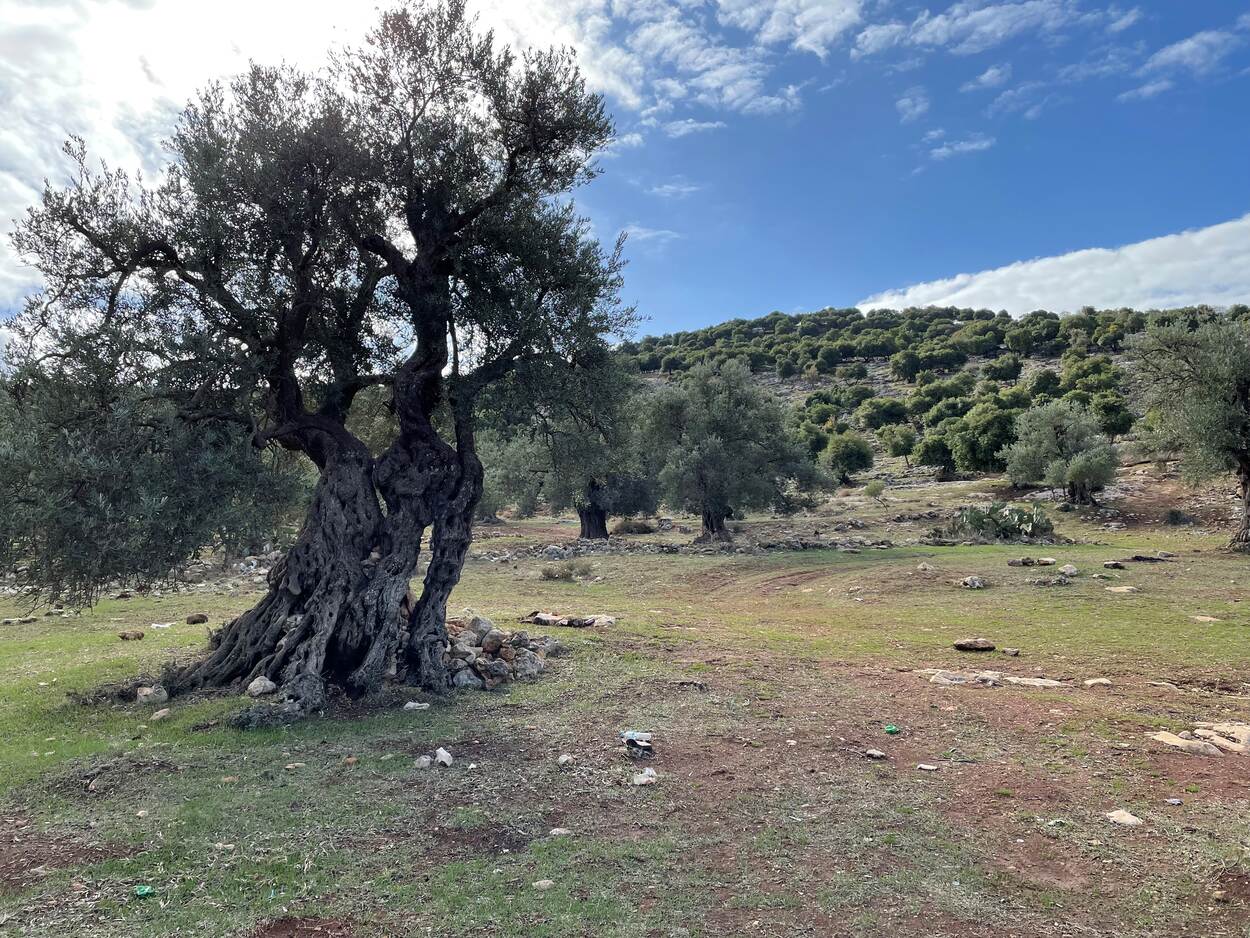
434,747,453,767
864,749,886,760
136,685,169,706
1059,564,1079,577
1106,809,1144,827
916,763,938,772
150,708,171,722
558,753,576,766
414,755,433,769
632,767,657,786
549,827,573,837
1084,678,1113,688
1149,731,1222,757
246,676,278,697
532,879,555,891
402,701,430,711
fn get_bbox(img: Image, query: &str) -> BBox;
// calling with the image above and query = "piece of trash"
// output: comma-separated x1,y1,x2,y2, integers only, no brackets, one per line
621,730,653,742
1105,809,1144,827
864,749,886,760
622,730,655,759
434,747,453,767
150,622,173,629
402,701,430,711
632,767,657,786
884,724,901,736
284,762,305,771
133,885,155,898
1165,798,1183,806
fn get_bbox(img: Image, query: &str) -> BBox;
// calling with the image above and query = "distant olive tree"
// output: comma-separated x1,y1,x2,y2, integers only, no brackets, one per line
1127,318,1250,548
999,401,1116,504
823,431,874,484
645,360,811,541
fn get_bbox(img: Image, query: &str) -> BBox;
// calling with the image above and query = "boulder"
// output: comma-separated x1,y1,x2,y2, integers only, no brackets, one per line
960,575,986,589
1059,564,1079,577
136,685,168,705
186,613,209,625
513,648,545,681
480,629,506,653
246,675,278,697
1149,731,1222,757
1084,678,1113,688
954,638,995,652
452,669,485,690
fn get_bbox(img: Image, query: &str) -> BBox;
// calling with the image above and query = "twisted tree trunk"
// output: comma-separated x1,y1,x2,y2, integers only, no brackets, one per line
578,507,609,540
696,507,732,542
1232,466,1250,552
168,418,482,725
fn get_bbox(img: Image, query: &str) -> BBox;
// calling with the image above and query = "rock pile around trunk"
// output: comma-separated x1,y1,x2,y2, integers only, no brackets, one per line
443,610,569,691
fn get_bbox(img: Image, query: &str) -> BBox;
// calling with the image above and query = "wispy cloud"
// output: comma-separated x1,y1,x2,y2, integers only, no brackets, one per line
662,118,727,138
855,0,1081,59
930,133,995,160
1106,7,1142,34
859,214,1250,314
960,63,1011,92
648,180,702,198
624,223,682,246
1117,79,1173,102
895,86,929,123
1140,29,1243,77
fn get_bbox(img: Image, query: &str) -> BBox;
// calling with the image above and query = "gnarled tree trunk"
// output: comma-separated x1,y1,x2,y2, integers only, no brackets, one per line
696,506,732,542
1232,466,1250,551
578,506,609,540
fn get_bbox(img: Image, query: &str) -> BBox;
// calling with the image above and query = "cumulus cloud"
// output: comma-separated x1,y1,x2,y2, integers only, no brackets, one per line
895,86,930,123
960,63,1011,91
855,0,1079,59
930,133,995,160
859,214,1250,314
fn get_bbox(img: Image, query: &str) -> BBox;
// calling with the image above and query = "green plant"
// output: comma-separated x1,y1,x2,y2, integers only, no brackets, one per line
944,502,1054,541
540,559,595,581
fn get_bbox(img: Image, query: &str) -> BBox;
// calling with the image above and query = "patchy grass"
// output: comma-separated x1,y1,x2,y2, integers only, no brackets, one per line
2,474,1250,936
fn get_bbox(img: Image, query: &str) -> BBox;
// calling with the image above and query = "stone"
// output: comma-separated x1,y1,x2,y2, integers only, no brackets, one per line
1103,561,1126,570
1105,586,1142,594
1008,557,1035,567
1036,558,1057,566
549,827,573,837
916,763,938,772
532,879,556,891
402,701,430,711
150,707,171,722
1001,648,1020,657
450,642,477,659
1149,731,1222,757
434,747,453,767
496,644,516,663
284,762,306,771
916,562,935,572
452,668,485,690
1084,678,1113,688
1192,729,1247,754
1106,809,1144,827
954,638,995,652
864,749,887,759
1059,564,1079,577
558,753,576,766
480,629,506,653
414,755,433,769
136,685,168,706
185,613,209,625
632,767,658,786
118,630,145,641
246,676,278,697
513,649,545,681
960,576,986,590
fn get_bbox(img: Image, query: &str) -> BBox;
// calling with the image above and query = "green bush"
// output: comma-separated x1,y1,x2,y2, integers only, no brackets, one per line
540,559,595,581
945,502,1054,541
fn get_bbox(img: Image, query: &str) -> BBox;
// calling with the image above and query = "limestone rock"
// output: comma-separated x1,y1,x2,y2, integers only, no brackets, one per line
1149,731,1222,757
960,576,986,590
1106,809,1144,827
954,637,995,652
136,685,168,705
1084,678,1113,688
246,676,278,697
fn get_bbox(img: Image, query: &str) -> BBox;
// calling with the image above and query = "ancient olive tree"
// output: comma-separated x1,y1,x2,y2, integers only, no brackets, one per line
1127,318,1250,548
7,0,631,719
644,359,810,541
999,401,1116,504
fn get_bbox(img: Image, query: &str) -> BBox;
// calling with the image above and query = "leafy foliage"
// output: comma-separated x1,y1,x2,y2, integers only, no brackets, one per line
1000,401,1116,503
944,502,1054,541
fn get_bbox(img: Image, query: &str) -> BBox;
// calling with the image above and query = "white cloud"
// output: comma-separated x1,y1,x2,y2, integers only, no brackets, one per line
855,1,1079,60
1107,7,1142,34
714,0,864,58
648,180,702,197
1141,29,1243,77
859,214,1250,314
623,223,681,245
662,118,727,137
851,22,908,58
960,63,1012,91
895,86,929,123
930,133,995,160
1117,79,1173,102
987,81,1058,119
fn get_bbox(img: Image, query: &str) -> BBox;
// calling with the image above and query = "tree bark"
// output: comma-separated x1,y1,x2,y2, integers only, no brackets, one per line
578,507,609,540
1232,468,1250,551
696,507,732,542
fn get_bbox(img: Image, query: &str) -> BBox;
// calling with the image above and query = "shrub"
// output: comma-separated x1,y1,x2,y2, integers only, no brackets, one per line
611,518,655,535
863,480,886,502
1164,508,1192,526
539,559,595,581
823,431,874,484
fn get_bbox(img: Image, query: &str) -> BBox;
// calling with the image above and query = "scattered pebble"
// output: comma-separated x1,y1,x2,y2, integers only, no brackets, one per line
916,763,938,772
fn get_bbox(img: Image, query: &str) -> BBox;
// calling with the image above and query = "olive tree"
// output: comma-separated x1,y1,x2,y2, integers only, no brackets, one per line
645,360,809,540
6,0,631,720
1127,318,1250,548
999,401,1115,504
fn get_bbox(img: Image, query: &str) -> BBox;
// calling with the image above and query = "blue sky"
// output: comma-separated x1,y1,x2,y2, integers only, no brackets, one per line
1,0,1248,343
